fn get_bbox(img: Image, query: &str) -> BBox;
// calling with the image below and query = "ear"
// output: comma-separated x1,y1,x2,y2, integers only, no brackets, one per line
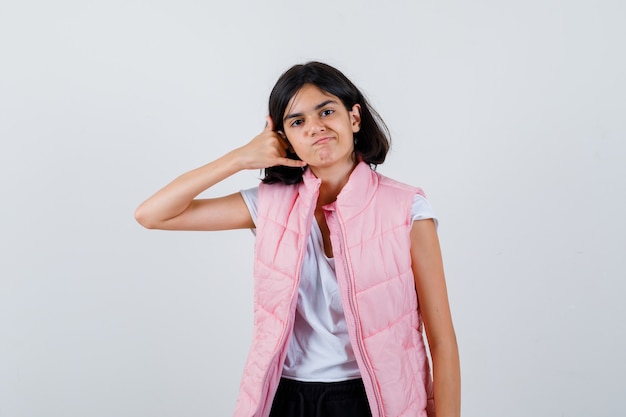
350,104,362,133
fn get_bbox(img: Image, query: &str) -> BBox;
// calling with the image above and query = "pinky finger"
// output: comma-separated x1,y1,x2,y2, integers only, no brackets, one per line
277,158,308,168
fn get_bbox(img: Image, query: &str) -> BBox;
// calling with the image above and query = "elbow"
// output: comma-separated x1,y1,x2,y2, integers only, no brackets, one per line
134,205,158,229
429,331,459,362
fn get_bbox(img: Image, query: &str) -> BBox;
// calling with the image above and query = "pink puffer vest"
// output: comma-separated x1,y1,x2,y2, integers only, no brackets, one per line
233,162,434,417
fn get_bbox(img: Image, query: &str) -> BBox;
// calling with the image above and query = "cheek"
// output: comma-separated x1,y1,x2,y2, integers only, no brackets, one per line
291,142,307,156
286,136,306,155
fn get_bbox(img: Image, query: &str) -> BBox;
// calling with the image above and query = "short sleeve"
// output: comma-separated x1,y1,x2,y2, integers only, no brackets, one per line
240,186,259,228
412,193,438,229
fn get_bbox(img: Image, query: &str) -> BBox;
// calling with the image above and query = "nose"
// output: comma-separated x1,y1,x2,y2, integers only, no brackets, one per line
307,117,326,135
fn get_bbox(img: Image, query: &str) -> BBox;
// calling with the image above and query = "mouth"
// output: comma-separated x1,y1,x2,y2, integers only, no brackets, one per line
313,136,332,146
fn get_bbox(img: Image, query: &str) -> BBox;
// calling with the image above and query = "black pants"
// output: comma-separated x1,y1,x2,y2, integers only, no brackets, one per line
268,377,373,417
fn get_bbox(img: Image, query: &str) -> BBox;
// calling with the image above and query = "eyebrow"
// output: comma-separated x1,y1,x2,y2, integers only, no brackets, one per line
283,99,338,122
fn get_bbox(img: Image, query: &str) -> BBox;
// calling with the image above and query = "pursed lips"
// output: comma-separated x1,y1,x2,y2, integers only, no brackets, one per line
312,136,332,146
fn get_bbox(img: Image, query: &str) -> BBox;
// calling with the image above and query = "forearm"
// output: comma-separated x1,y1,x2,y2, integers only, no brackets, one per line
134,149,244,228
431,340,461,417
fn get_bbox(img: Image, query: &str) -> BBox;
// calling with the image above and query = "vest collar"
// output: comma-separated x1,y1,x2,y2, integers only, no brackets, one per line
300,161,379,219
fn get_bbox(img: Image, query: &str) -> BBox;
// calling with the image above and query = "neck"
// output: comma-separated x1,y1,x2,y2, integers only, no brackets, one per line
311,159,358,206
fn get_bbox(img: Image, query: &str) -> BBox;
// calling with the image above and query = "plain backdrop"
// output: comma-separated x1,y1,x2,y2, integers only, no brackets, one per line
1,1,625,416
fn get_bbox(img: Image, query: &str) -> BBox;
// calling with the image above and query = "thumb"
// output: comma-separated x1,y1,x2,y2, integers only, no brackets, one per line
264,115,274,132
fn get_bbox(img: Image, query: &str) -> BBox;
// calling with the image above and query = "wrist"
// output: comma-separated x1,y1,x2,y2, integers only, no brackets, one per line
222,147,249,171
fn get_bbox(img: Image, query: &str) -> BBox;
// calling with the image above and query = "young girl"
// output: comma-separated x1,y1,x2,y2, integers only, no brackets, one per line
135,62,460,417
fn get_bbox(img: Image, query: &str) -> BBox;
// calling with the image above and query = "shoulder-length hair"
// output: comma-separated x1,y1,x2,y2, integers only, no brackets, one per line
263,62,390,185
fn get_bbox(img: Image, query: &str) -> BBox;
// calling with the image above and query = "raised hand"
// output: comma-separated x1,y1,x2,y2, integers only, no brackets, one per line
235,116,307,170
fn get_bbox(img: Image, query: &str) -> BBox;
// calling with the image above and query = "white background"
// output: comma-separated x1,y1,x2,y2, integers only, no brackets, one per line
1,1,625,416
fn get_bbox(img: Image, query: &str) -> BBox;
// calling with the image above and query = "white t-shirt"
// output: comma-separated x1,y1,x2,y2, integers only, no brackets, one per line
240,186,437,382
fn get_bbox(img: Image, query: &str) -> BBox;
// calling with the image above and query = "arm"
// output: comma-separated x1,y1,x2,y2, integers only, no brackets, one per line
410,219,461,417
134,117,306,231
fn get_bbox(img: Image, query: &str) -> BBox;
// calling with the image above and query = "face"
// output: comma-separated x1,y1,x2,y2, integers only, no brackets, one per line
281,84,361,171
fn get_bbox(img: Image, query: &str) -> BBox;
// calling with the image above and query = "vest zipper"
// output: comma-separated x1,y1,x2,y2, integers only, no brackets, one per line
334,210,385,417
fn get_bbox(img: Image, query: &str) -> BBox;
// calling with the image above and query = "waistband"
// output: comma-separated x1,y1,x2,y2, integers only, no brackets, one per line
275,377,367,402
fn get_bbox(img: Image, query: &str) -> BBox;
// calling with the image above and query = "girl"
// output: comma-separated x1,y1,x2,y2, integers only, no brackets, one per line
135,62,460,417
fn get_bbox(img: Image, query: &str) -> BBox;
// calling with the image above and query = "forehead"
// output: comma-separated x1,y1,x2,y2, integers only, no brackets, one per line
285,84,339,114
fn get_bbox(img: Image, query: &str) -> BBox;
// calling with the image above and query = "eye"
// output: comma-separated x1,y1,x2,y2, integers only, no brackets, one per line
289,119,303,127
321,109,334,117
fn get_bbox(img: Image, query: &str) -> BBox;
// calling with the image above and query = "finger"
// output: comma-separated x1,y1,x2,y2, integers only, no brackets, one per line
276,132,291,150
276,158,307,168
265,115,274,132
